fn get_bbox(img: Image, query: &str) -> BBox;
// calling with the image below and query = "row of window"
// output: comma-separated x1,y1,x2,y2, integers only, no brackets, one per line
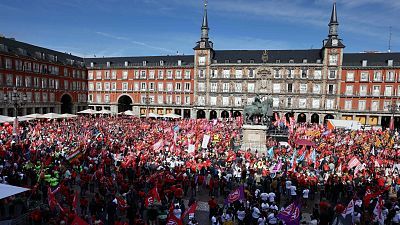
88,69,192,80
345,85,400,96
0,56,86,78
198,56,325,65
88,94,191,105
88,82,191,92
199,69,337,80
196,96,336,110
273,83,335,94
345,71,398,82
0,74,87,91
1,91,86,103
343,100,396,111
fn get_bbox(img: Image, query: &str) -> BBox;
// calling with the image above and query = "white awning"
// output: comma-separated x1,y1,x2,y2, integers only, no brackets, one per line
0,184,30,200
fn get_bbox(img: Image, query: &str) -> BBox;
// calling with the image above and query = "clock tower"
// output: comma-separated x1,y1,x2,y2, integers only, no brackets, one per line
193,0,214,118
322,2,345,119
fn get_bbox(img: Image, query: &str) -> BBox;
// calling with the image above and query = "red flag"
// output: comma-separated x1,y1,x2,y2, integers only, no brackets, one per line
348,156,361,169
145,187,161,207
166,213,183,225
72,191,79,212
48,187,58,211
390,117,395,131
182,202,197,219
71,215,89,225
116,196,129,209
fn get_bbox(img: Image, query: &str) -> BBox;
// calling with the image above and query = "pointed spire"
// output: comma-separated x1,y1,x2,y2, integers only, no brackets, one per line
201,0,209,40
329,2,338,25
328,2,339,38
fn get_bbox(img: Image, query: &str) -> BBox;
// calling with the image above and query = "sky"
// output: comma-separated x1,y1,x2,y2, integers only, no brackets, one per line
0,0,399,57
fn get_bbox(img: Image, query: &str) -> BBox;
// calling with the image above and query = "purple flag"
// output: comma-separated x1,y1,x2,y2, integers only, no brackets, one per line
277,201,301,225
225,185,245,204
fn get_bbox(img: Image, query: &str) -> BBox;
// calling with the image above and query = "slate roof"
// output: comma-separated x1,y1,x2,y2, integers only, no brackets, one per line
85,55,194,68
0,37,84,67
212,49,323,64
343,52,400,67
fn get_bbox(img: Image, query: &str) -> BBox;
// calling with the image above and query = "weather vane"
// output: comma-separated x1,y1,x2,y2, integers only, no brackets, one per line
204,0,207,8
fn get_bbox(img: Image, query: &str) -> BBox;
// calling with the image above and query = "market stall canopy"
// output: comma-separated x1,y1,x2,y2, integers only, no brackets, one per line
77,109,97,114
140,113,160,118
24,113,43,119
96,109,115,114
162,113,182,119
61,113,78,118
123,110,137,116
0,184,30,200
295,139,316,147
0,115,14,123
327,119,361,130
39,113,63,119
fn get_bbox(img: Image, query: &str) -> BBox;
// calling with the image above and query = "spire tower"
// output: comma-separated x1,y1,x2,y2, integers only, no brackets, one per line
328,2,339,38
194,0,213,50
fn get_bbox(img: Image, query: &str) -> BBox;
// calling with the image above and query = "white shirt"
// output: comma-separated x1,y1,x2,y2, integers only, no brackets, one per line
258,217,266,225
237,210,246,221
393,212,400,223
268,192,276,202
267,213,277,224
286,180,292,189
260,192,269,202
303,189,309,199
290,185,297,196
252,207,261,219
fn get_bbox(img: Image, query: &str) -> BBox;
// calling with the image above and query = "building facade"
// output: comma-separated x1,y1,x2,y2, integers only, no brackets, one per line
1,2,400,128
0,37,88,116
193,3,344,124
86,56,195,118
339,53,400,129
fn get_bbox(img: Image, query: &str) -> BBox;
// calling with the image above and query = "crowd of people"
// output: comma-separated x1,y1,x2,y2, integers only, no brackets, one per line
0,116,399,225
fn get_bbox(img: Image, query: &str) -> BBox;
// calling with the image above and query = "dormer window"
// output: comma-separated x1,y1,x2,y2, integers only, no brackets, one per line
55,56,58,62
0,44,7,52
17,48,27,56
275,60,280,63
362,60,368,67
178,60,182,66
316,59,322,64
289,59,294,63
249,59,255,64
42,53,46,60
388,60,393,67
106,61,111,67
90,62,94,68
143,61,147,66
237,59,242,64
225,59,230,64
35,52,41,59
213,60,218,64
125,61,129,67
303,59,307,63
160,60,164,66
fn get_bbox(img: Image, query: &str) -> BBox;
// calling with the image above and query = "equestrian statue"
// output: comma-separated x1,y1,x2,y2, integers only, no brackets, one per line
243,94,273,126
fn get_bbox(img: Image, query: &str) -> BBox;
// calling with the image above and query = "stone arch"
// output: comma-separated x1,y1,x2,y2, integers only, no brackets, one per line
221,110,229,118
285,112,294,123
311,113,320,124
60,93,73,114
324,114,334,123
297,113,307,123
209,110,218,120
197,110,206,119
117,95,133,113
233,111,242,118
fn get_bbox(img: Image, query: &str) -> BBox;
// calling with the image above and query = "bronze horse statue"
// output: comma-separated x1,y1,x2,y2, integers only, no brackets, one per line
243,96,273,125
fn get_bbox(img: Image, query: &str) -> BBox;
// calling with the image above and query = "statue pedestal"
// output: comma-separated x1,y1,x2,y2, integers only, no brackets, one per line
242,125,267,153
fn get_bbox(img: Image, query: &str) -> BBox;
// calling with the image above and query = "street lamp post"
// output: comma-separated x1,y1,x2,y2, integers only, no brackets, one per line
3,87,27,136
387,102,399,131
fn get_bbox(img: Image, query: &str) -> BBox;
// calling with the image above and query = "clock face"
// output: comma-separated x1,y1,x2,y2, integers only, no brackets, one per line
200,42,205,48
332,39,338,46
